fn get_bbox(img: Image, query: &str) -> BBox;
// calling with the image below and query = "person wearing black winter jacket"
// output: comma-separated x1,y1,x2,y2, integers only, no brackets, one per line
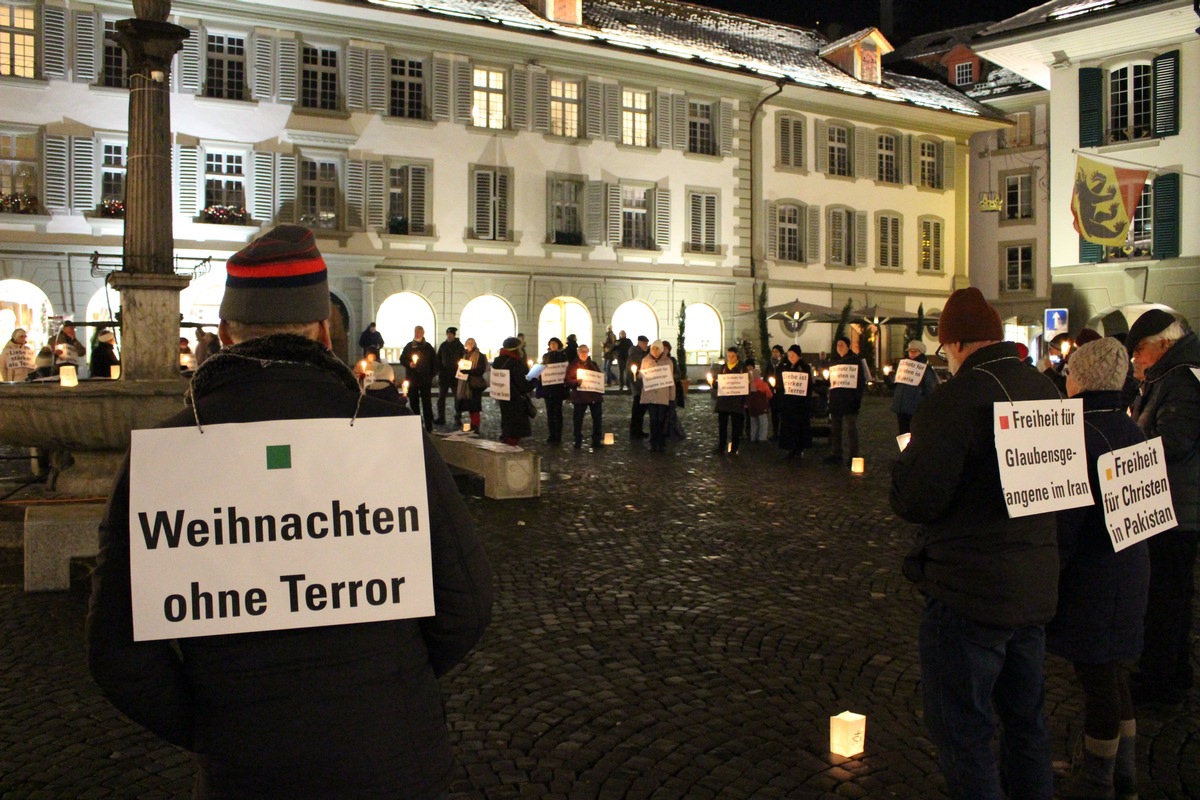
493,337,534,446
824,336,866,465
540,338,570,443
400,326,437,431
86,226,491,800
435,327,465,426
1049,337,1149,799
1127,309,1200,706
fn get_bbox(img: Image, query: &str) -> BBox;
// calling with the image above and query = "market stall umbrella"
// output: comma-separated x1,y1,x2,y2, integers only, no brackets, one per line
756,298,845,324
852,304,921,325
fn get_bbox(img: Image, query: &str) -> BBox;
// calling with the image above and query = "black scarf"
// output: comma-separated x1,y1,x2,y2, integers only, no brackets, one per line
188,334,360,402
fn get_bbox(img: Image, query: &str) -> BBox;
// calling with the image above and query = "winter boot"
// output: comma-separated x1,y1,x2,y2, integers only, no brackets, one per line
1059,736,1118,800
1114,720,1139,800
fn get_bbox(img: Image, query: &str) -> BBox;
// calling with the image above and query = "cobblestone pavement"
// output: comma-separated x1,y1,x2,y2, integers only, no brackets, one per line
1,393,1197,799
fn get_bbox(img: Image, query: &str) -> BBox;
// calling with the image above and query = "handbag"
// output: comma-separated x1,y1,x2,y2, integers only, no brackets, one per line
523,394,538,419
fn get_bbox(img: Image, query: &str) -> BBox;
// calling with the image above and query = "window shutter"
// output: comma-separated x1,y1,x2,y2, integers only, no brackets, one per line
276,154,297,224
899,134,910,184
606,184,621,244
655,89,672,149
432,56,452,121
251,151,274,222
932,221,943,270
70,137,96,211
43,135,69,210
276,37,298,104
408,164,428,235
854,210,868,267
1079,236,1103,264
1152,50,1179,138
672,94,687,151
367,161,386,230
367,50,388,113
1078,67,1104,147
497,171,511,240
814,119,827,173
653,187,671,250
544,177,555,242
866,130,879,180
176,144,199,216
472,169,493,239
853,127,867,178
346,46,366,110
252,32,274,101
719,100,733,157
177,26,201,94
73,11,97,84
704,194,717,251
778,117,792,166
586,81,603,139
604,84,620,141
689,193,702,250
941,141,956,190
908,135,920,184
586,180,604,245
766,201,778,259
1152,172,1180,259
346,160,365,229
510,67,528,130
531,70,550,133
42,6,68,80
805,205,820,264
454,61,472,123
827,208,840,264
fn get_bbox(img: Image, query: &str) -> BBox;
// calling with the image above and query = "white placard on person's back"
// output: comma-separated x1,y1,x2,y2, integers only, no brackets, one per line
640,363,674,392
541,362,568,386
1096,436,1177,551
994,399,1091,518
576,369,604,394
829,364,859,390
128,417,433,641
490,368,511,400
894,359,927,387
782,371,809,396
717,372,749,396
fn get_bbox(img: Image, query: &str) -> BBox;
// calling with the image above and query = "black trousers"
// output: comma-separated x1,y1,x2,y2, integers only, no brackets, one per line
1139,527,1199,690
437,378,458,422
629,396,646,435
545,397,565,441
718,411,743,453
408,384,434,430
573,402,602,445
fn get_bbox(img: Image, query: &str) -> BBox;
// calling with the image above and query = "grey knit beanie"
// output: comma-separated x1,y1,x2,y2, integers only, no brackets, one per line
1068,338,1129,392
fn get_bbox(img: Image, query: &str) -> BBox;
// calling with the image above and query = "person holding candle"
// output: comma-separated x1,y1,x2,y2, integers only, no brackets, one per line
627,335,650,438
824,336,866,466
765,344,785,441
640,340,676,453
400,326,437,431
890,340,939,435
540,337,570,444
712,346,748,455
455,337,487,433
777,345,813,461
435,327,465,427
566,343,604,449
52,320,86,366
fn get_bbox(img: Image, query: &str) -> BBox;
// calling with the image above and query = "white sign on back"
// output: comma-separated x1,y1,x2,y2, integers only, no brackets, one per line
576,369,604,394
894,359,927,387
829,364,859,390
782,371,809,397
541,361,568,386
717,372,749,396
490,368,511,401
1096,436,1177,552
994,399,1091,517
640,363,674,392
128,417,434,641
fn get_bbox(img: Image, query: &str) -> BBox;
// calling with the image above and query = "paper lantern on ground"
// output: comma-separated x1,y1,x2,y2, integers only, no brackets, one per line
603,433,614,445
59,365,78,387
830,710,866,757
111,365,121,380
463,423,472,432
851,457,865,474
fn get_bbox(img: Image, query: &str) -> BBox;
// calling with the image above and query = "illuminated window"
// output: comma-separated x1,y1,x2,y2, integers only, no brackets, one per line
472,67,506,129
550,78,580,138
611,299,658,344
0,131,37,203
301,45,339,110
459,294,516,361
621,89,650,147
0,4,34,78
919,217,943,271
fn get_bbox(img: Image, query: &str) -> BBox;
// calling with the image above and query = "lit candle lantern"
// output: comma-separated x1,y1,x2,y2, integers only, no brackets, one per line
631,365,638,378
358,360,368,374
528,359,534,368
463,423,472,432
851,457,865,474
59,365,78,387
401,380,409,395
830,711,866,757
768,376,776,387
111,364,121,380
882,365,892,377
706,371,713,384
412,354,419,365
603,433,614,445
822,368,830,379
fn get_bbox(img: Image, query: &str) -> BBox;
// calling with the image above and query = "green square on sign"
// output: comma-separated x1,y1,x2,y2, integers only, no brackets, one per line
266,445,292,470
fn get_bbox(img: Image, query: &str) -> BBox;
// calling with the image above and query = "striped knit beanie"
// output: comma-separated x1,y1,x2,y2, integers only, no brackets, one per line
220,225,330,324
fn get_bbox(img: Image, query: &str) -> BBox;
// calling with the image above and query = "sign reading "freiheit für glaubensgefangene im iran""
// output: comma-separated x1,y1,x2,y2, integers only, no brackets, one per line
128,417,434,641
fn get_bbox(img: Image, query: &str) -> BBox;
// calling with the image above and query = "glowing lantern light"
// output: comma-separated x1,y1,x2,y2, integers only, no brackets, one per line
59,365,78,387
851,458,865,475
830,711,866,757
603,433,615,445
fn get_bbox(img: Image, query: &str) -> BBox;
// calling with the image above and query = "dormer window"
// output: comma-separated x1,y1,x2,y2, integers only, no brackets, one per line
861,42,879,84
954,62,974,85
818,28,892,85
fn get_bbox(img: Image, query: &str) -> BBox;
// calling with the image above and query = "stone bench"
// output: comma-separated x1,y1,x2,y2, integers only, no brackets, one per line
432,433,541,499
24,503,105,592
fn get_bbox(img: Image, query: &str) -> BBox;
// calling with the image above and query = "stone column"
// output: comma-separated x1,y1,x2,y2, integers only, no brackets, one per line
109,5,191,380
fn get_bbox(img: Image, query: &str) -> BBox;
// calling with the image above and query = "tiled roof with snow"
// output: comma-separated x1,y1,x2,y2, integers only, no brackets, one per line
887,22,991,61
365,0,1002,118
818,27,877,56
964,65,1040,99
976,0,1164,37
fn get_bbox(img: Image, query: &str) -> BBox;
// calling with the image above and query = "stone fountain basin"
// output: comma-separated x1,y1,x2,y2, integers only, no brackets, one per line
0,379,188,494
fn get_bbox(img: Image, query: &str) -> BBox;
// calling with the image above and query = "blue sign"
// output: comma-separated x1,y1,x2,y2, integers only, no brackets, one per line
1045,308,1068,335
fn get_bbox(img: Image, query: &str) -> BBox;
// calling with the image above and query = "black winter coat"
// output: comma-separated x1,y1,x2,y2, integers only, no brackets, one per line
827,352,866,415
400,339,437,387
1132,331,1200,531
712,361,748,415
437,337,466,382
86,335,492,799
1046,391,1149,663
891,341,1061,629
492,349,533,439
539,349,570,400
89,341,120,378
777,359,812,451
